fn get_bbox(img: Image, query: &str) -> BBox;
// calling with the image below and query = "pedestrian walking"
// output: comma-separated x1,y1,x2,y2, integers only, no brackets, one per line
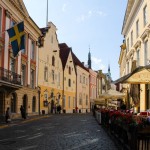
57,105,61,114
20,105,26,119
53,105,57,114
75,106,78,113
5,107,11,123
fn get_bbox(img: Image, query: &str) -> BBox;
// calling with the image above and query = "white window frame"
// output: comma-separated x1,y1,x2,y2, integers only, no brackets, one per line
143,5,147,26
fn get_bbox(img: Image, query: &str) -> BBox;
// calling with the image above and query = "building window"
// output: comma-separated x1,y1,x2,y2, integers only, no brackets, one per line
86,78,88,85
52,70,54,82
73,97,75,108
83,76,85,84
31,40,35,60
86,95,88,105
136,49,140,67
69,66,71,74
131,31,133,47
0,7,2,36
68,79,71,87
11,93,16,113
144,40,148,65
68,96,71,108
32,97,36,112
10,58,16,72
127,38,129,52
136,20,139,38
44,67,48,82
31,69,34,88
143,5,147,26
44,93,48,100
127,61,129,74
21,65,26,85
57,72,60,85
79,94,82,105
10,20,16,27
80,75,82,83
52,56,55,66
21,33,26,54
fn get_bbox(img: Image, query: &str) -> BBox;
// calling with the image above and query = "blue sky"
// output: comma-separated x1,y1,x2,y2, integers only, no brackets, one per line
23,0,127,80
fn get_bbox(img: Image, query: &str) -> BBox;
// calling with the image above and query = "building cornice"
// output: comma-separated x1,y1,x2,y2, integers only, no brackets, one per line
122,0,143,35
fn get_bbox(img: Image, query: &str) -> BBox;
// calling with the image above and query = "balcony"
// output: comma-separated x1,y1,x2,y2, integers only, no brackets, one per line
0,67,22,88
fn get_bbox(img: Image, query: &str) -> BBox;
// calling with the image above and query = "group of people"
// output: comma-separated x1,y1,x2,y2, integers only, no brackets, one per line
53,105,62,114
5,105,26,123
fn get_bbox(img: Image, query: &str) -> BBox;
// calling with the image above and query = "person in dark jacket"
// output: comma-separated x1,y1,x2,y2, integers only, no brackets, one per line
5,107,11,123
20,105,26,119
57,105,61,114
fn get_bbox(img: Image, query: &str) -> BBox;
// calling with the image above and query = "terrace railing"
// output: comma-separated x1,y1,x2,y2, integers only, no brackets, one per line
0,67,21,85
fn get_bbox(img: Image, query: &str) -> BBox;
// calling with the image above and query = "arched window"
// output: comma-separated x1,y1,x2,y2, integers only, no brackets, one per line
68,79,71,87
11,93,16,113
32,97,36,112
52,56,55,66
69,66,71,74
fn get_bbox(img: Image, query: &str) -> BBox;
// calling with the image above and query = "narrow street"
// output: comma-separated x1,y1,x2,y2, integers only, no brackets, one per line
0,113,118,150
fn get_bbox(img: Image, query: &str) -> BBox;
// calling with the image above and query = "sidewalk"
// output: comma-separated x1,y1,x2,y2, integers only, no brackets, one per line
0,115,50,129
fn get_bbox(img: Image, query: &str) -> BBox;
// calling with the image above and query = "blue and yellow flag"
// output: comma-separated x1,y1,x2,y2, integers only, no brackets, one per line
7,21,25,57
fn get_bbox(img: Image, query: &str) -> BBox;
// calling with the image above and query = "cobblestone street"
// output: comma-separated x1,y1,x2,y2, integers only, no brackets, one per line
0,113,119,150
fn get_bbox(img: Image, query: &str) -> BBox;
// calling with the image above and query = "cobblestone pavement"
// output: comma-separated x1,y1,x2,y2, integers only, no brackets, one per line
0,113,119,150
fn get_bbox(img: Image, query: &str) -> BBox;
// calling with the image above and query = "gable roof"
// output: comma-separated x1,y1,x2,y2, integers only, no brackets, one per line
59,43,71,70
59,43,89,73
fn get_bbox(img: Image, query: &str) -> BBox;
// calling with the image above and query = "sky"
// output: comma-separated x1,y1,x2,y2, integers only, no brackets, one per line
23,0,127,81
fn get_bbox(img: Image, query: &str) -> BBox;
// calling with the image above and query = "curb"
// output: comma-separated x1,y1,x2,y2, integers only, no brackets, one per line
0,115,50,129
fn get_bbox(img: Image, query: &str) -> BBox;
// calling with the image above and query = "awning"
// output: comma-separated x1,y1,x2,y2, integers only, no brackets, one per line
94,98,105,105
113,65,150,84
98,89,126,99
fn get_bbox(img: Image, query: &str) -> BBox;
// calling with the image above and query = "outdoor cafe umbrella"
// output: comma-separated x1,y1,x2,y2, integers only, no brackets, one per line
98,89,126,99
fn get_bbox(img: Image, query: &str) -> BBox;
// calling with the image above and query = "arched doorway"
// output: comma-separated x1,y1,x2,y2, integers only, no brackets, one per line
23,94,28,113
32,96,36,112
11,93,16,113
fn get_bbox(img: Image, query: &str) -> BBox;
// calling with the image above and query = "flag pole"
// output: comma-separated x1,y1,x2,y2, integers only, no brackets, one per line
46,0,48,26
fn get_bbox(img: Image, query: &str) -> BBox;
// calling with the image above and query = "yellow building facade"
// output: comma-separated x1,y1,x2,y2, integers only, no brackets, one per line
119,0,150,112
76,66,90,113
59,43,76,113
38,22,63,114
